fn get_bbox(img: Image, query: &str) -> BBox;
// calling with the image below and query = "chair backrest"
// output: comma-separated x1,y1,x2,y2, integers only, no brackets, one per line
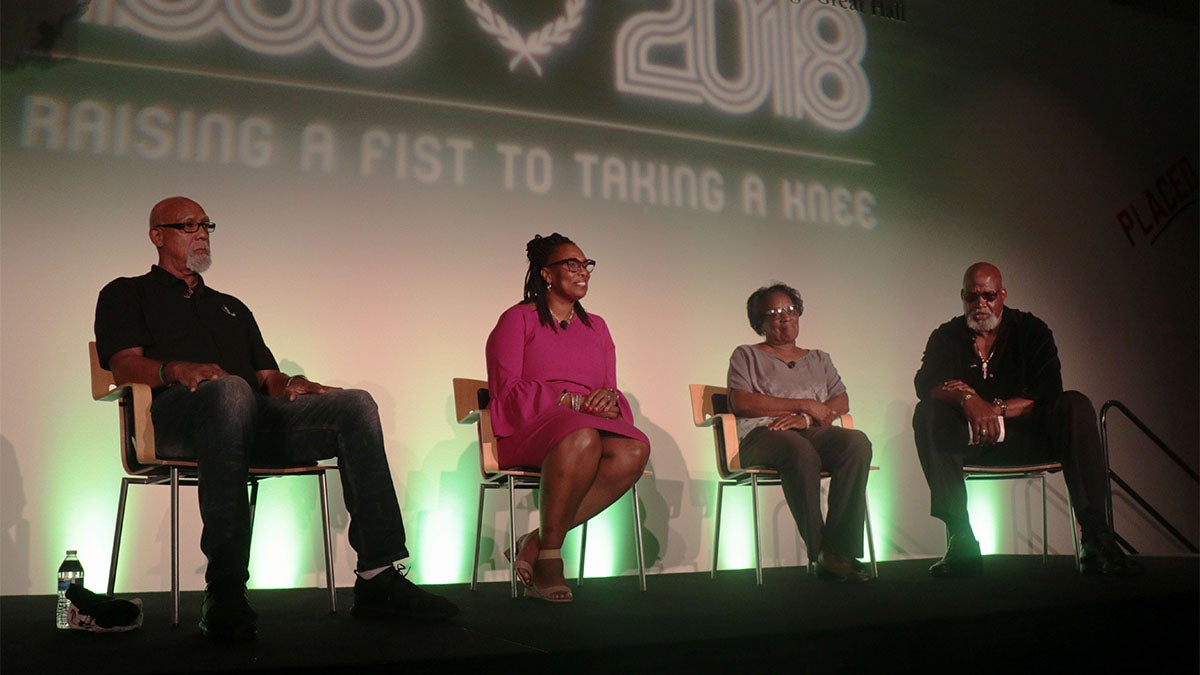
452,377,500,476
689,384,744,477
89,341,165,475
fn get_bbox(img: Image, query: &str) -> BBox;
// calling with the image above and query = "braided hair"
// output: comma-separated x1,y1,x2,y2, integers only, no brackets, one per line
523,233,592,331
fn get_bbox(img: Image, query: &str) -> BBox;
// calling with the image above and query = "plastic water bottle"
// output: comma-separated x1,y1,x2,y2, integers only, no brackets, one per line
56,550,84,629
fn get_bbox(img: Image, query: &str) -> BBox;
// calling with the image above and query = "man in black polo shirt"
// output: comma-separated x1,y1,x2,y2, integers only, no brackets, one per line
912,262,1140,578
94,196,458,640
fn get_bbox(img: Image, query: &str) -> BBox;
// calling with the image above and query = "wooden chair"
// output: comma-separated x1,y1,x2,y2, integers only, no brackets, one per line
689,383,879,584
963,463,1080,567
453,378,647,598
89,342,337,625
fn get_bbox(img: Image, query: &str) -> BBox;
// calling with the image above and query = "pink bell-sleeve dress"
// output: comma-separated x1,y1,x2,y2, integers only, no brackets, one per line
485,303,649,468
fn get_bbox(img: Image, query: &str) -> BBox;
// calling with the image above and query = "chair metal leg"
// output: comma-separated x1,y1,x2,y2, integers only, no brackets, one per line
864,495,878,577
751,474,763,586
108,477,133,596
170,467,181,627
711,482,725,578
318,471,336,613
632,483,647,591
1039,473,1048,563
247,477,260,537
471,483,487,591
573,516,588,581
1068,492,1080,571
507,476,518,599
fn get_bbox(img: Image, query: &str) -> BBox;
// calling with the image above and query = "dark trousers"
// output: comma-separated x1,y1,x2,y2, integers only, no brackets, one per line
739,425,873,559
151,376,410,584
912,390,1110,540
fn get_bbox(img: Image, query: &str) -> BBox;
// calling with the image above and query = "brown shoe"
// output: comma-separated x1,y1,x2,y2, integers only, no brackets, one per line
815,551,871,583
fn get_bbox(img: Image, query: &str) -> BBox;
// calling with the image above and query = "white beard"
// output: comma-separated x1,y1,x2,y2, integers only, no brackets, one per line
187,251,212,273
966,310,1000,333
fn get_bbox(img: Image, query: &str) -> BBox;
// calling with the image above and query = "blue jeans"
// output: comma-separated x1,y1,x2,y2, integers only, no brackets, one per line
151,376,409,584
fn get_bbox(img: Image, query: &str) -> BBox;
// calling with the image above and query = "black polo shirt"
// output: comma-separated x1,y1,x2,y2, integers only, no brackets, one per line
94,265,278,389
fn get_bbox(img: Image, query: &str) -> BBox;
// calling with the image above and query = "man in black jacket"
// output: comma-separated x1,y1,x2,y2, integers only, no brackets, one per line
913,262,1140,578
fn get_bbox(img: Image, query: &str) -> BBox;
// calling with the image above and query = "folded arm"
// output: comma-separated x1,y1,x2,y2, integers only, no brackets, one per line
729,389,848,428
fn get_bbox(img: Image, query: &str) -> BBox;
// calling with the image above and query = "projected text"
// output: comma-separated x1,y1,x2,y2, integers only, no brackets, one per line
615,0,870,130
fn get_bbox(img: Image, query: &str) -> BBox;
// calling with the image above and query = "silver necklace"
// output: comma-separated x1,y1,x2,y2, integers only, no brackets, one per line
550,307,575,329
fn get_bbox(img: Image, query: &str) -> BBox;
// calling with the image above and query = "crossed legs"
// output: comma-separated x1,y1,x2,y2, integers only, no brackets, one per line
515,429,650,599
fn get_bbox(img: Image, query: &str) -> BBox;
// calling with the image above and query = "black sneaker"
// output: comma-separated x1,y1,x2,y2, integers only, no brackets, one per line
1080,532,1144,577
351,565,459,621
64,584,142,628
199,583,257,641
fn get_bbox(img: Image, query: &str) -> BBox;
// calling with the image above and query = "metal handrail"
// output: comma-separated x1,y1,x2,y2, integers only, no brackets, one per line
1100,399,1199,554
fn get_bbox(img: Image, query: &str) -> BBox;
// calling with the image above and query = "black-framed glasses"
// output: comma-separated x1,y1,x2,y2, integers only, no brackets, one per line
545,258,596,273
156,221,216,234
765,305,800,320
961,290,999,303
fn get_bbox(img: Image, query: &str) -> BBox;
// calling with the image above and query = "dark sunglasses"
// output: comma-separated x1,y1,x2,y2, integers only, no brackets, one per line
961,290,1000,303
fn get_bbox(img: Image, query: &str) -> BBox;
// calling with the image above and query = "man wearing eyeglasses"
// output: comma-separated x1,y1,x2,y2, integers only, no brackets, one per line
94,196,458,641
912,262,1140,578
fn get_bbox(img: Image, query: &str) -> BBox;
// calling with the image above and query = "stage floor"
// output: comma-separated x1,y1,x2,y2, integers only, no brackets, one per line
3,555,1196,674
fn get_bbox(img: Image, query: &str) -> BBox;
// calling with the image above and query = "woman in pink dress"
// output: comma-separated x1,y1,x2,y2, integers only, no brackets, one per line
485,233,650,603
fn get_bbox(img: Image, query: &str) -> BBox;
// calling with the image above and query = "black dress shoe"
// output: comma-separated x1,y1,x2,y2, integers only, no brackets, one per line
351,565,459,620
1080,533,1144,577
814,552,872,583
930,535,983,578
199,584,257,641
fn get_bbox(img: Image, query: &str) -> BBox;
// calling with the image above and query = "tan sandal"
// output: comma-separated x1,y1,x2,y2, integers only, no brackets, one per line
524,549,573,603
503,530,539,587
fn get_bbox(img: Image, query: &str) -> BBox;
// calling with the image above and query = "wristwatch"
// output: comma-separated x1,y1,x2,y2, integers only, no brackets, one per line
993,398,1007,416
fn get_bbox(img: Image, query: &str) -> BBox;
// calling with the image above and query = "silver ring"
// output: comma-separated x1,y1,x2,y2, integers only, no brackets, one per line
981,429,988,435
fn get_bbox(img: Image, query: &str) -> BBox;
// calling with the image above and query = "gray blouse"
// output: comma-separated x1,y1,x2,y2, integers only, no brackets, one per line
725,344,847,440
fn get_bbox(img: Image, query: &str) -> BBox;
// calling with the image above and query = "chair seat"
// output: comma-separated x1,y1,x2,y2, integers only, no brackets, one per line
729,466,882,478
963,462,1063,475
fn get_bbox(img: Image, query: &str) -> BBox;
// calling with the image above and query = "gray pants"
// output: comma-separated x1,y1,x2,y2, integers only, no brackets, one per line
739,425,873,559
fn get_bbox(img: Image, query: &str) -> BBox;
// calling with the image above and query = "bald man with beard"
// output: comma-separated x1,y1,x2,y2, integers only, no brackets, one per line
912,262,1140,578
94,197,458,640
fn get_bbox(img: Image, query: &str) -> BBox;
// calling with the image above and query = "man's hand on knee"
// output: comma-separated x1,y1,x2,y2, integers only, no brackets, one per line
165,361,230,392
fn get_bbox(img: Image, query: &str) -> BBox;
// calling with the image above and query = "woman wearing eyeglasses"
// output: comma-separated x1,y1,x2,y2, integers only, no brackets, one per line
485,233,650,603
726,282,873,583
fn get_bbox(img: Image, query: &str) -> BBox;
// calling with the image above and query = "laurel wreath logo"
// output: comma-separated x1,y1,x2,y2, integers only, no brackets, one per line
464,0,586,77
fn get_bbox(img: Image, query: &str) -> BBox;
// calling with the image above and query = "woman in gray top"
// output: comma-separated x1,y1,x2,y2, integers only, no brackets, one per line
726,282,873,582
